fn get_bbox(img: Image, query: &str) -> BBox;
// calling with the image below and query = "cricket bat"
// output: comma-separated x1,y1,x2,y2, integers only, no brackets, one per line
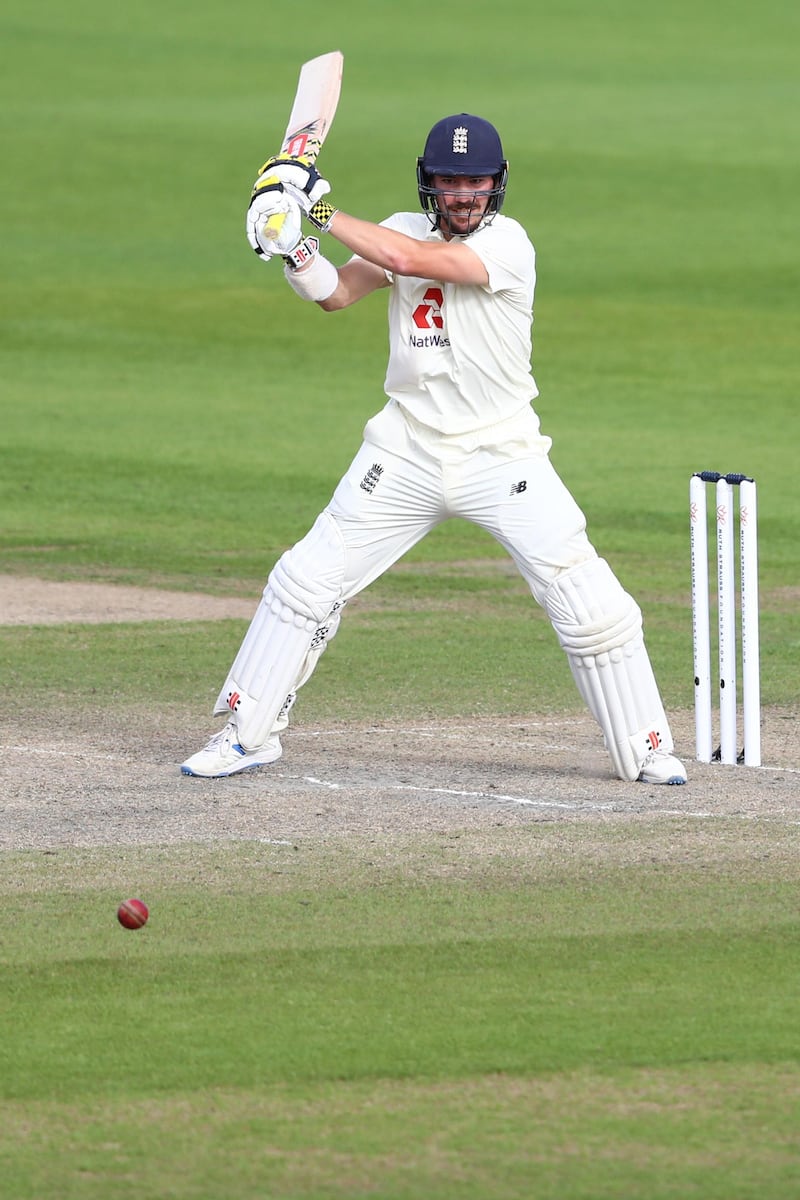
279,50,344,163
257,50,343,247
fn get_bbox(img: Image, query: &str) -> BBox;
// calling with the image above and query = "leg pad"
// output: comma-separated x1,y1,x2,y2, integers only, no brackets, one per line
213,512,346,749
543,557,673,781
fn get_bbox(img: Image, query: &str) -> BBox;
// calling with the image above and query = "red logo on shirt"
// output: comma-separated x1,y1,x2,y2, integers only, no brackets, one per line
412,287,444,330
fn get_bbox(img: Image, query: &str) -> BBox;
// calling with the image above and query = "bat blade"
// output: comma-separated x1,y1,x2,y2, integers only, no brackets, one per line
280,50,344,163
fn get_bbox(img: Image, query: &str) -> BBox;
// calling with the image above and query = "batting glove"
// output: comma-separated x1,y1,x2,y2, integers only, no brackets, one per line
257,154,331,214
246,177,303,259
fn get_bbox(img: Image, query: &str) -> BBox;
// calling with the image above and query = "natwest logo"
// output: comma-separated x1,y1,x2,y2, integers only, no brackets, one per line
412,287,444,330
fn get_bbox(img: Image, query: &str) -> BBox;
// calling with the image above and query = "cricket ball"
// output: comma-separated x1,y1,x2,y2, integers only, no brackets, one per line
117,898,149,929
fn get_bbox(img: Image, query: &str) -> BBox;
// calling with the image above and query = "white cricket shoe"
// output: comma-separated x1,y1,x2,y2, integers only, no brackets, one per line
180,721,282,778
637,749,687,785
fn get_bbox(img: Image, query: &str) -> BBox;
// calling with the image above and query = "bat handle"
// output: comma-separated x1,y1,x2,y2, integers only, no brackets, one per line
260,213,285,242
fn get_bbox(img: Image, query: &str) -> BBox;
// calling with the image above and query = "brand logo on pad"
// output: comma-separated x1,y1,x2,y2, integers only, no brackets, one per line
646,729,663,750
226,691,241,712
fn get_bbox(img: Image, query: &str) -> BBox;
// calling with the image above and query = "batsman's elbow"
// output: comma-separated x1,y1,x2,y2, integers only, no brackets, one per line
317,288,348,311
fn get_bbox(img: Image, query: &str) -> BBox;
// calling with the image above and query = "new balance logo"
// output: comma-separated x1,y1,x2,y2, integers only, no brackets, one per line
360,463,384,494
510,480,527,495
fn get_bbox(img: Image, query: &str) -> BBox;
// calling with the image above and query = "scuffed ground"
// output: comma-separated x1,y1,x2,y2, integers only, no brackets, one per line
1,576,797,855
2,709,797,852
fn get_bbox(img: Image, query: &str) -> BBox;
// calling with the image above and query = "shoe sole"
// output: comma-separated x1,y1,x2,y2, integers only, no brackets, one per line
180,761,273,778
180,749,282,778
638,775,687,786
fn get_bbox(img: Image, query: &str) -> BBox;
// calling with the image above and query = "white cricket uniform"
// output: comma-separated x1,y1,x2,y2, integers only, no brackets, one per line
324,211,594,606
206,208,677,782
380,212,541,436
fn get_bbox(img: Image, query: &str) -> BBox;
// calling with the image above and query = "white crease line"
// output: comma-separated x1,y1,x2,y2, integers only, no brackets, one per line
294,774,798,821
301,776,652,813
301,773,610,809
384,782,616,810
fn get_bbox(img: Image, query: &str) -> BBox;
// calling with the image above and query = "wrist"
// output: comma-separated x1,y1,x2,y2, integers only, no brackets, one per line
282,245,339,302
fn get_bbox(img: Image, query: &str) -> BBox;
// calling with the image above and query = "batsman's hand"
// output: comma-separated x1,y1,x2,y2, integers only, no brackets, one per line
246,175,303,259
257,154,331,214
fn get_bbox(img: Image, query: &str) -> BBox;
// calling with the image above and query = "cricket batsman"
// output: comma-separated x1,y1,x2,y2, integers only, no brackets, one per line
181,113,687,786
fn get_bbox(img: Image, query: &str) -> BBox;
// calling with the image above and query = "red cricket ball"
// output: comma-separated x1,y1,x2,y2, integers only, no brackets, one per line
117,898,149,929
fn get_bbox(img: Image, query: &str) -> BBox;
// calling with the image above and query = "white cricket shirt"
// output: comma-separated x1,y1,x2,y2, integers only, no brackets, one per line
376,212,540,437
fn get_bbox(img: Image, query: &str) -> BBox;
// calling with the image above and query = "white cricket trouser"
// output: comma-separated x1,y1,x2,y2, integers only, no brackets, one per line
223,399,672,779
325,400,595,602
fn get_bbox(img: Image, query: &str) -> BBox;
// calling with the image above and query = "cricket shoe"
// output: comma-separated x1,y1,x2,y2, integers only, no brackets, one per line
637,749,687,786
180,721,282,778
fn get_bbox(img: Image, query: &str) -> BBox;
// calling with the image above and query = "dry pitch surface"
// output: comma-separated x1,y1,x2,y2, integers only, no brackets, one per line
1,577,798,856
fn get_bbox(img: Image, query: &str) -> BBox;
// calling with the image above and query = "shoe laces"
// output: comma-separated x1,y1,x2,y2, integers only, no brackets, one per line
643,748,668,763
204,721,237,752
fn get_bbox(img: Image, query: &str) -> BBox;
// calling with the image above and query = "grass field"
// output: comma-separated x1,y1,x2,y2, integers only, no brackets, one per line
2,0,799,1196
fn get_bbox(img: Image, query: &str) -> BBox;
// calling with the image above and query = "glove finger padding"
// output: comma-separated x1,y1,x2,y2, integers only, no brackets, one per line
246,181,303,259
257,154,331,213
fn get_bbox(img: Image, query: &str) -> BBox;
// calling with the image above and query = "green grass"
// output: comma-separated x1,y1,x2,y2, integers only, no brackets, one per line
3,1068,799,1200
2,834,799,1198
1,594,799,721
2,0,798,716
2,0,800,1195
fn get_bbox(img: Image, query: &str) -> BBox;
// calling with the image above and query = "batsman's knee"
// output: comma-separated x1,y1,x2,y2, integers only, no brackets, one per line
542,555,641,655
268,511,347,622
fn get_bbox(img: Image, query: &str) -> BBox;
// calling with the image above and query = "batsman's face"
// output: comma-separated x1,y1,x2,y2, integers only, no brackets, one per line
431,174,494,237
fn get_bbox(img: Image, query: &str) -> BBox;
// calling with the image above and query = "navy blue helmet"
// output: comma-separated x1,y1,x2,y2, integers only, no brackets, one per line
416,114,508,230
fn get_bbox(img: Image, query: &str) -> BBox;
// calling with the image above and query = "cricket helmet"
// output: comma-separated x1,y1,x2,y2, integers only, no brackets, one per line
416,114,508,229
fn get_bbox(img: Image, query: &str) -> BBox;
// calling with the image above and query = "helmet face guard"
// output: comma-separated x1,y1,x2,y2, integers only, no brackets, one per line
417,114,508,233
